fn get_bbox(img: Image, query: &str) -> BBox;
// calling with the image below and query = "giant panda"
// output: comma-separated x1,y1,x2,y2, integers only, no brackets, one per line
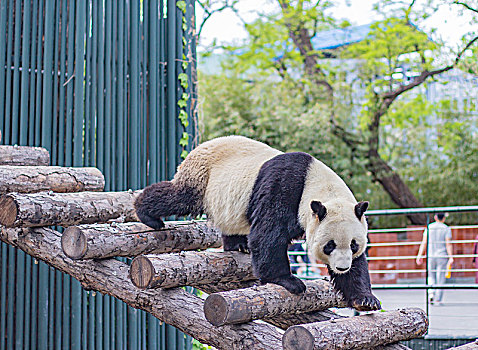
135,136,381,311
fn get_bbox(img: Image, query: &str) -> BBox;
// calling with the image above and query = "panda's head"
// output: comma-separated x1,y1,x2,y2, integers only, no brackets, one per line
307,200,368,274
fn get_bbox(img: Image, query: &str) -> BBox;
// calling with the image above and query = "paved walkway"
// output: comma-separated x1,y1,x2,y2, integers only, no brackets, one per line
335,288,478,337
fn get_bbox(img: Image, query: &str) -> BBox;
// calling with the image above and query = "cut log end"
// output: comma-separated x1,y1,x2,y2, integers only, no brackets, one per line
61,227,88,260
130,256,154,288
204,294,229,327
0,195,18,227
282,325,314,350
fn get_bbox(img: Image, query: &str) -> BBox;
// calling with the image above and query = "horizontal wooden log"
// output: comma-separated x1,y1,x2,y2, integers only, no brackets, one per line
61,221,221,260
0,191,139,227
0,145,49,165
0,226,282,350
282,308,428,350
129,251,256,289
203,279,346,326
0,166,104,193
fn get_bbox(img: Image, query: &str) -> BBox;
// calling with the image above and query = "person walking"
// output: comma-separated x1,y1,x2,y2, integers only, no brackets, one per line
416,212,454,305
473,234,478,284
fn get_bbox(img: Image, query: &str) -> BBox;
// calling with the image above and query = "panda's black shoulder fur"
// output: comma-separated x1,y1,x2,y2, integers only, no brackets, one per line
246,152,313,240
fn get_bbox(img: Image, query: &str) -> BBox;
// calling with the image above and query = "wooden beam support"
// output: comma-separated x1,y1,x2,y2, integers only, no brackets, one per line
0,191,139,227
203,279,346,326
129,251,256,289
0,226,282,350
61,221,221,260
0,166,104,193
0,145,50,165
282,308,428,350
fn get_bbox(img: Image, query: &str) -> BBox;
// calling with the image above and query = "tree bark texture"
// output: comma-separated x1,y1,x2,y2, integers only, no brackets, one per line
0,166,105,194
282,308,428,350
0,226,282,350
0,145,50,166
203,279,346,326
129,251,256,289
61,221,222,260
0,191,140,227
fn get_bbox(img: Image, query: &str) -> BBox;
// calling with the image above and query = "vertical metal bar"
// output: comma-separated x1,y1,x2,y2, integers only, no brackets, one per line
27,0,38,145
24,255,32,350
82,292,87,350
65,0,76,165
116,0,125,190
51,0,62,164
62,275,71,349
55,271,63,350
159,0,166,181
41,0,55,152
166,0,177,180
10,0,22,145
19,0,32,145
84,0,92,166
33,0,44,146
104,0,113,191
89,0,98,168
88,293,96,350
30,258,38,350
95,294,104,350
141,0,148,188
96,0,105,173
130,0,140,190
0,244,8,350
57,0,69,166
166,325,177,350
48,266,55,348
73,0,86,165
3,0,15,144
104,297,111,349
38,262,49,349
15,250,25,350
110,0,118,191
148,0,159,184
0,0,8,138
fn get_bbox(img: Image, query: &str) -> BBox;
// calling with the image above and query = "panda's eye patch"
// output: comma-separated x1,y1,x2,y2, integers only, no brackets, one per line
350,239,359,254
323,240,336,255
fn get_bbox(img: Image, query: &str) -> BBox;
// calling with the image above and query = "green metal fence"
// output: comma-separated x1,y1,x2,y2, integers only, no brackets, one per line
0,0,197,349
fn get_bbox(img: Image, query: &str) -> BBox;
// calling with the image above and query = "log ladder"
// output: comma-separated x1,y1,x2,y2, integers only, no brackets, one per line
0,144,446,350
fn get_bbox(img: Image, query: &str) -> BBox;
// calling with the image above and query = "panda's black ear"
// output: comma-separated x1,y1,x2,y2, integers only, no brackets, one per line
311,201,327,221
355,201,369,220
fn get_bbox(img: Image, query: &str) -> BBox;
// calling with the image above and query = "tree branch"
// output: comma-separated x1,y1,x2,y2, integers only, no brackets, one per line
454,1,478,14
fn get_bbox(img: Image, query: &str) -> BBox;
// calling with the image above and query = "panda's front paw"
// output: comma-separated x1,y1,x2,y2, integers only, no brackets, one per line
265,275,306,295
350,293,381,311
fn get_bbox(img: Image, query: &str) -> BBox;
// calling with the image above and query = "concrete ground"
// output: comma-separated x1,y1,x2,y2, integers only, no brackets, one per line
334,288,478,337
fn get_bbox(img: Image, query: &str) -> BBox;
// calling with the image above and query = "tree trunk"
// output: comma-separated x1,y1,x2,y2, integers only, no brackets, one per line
367,149,427,224
0,166,105,194
61,221,221,260
203,279,345,326
282,308,428,350
0,226,282,350
129,252,256,289
0,145,50,165
0,191,140,227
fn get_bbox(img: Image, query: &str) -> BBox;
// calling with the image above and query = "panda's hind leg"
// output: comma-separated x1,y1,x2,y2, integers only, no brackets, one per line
134,181,202,230
222,235,249,253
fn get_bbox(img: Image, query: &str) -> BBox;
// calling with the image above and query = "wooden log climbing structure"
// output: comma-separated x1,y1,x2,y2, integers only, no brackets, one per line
0,144,435,350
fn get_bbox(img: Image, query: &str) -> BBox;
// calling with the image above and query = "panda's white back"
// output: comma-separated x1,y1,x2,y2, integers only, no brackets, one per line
199,136,281,235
